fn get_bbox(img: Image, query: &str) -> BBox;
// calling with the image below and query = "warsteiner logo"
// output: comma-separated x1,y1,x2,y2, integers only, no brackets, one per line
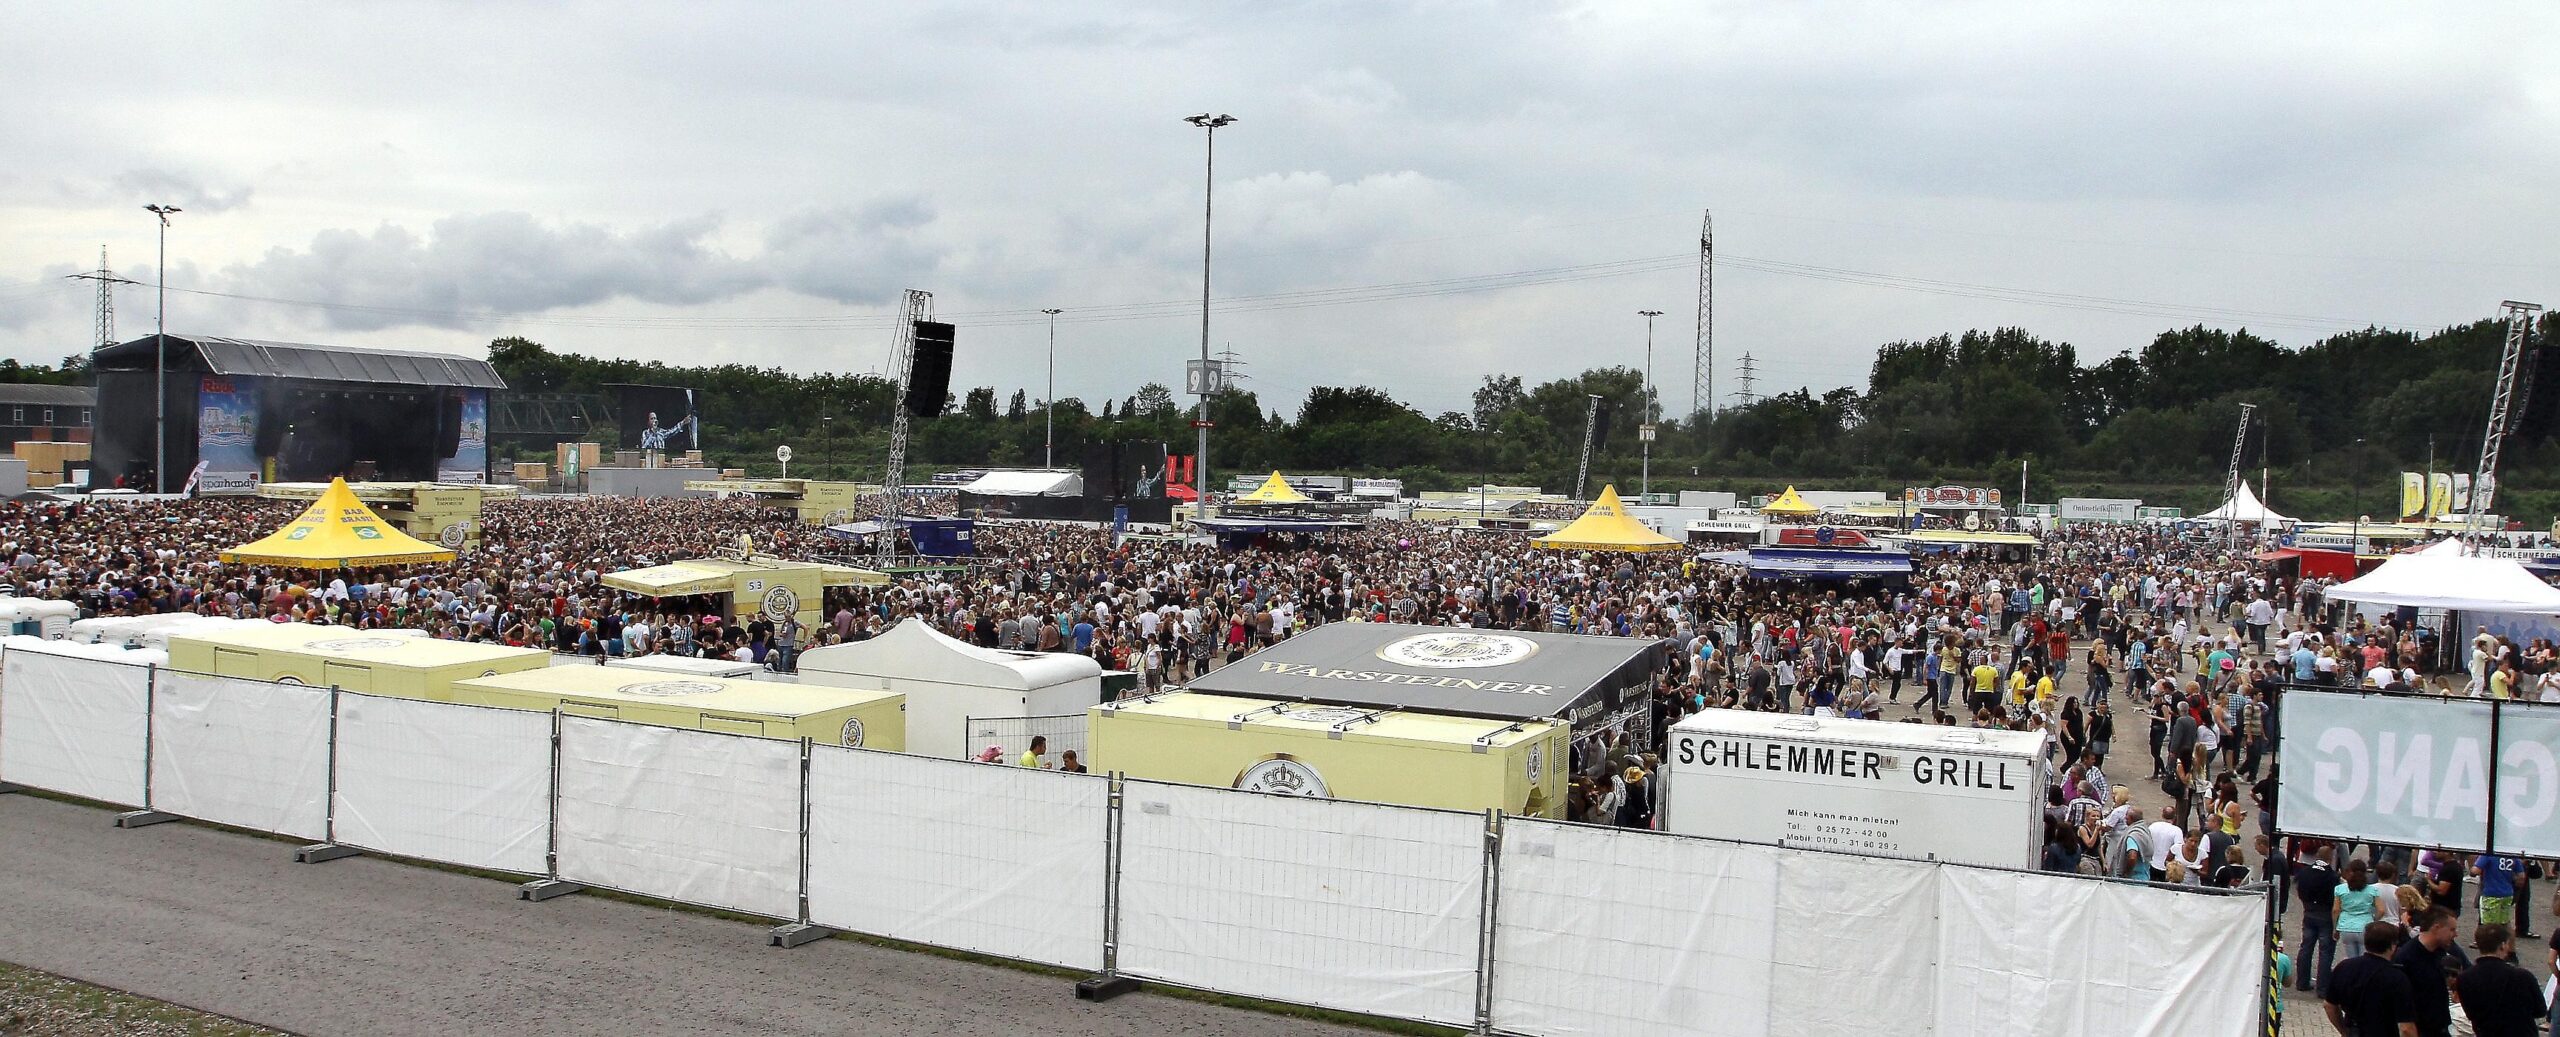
1375,632,1539,669
840,717,866,747
760,585,801,621
1234,754,1331,798
439,522,470,548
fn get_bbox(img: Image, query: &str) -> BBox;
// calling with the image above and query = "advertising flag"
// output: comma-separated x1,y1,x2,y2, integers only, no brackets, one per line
2399,472,2424,520
2430,472,2454,518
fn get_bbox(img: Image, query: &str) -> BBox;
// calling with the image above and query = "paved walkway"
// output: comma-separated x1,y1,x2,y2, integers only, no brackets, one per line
0,794,1364,1037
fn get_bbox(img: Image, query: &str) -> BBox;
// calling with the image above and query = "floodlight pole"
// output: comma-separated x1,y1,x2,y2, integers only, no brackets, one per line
1639,309,1662,501
1186,113,1234,514
1042,308,1063,468
146,203,181,493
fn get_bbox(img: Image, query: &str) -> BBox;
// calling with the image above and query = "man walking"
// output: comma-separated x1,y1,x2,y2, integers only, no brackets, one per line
2322,920,2417,1037
2456,923,2545,1037
2391,907,2457,1037
2296,847,2340,993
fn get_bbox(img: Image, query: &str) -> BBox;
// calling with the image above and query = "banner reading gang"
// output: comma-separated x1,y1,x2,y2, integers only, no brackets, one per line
2278,688,2560,857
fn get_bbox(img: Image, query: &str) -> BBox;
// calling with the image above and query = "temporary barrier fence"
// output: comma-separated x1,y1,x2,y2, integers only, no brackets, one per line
961,712,1087,769
0,645,2268,1036
805,745,1108,970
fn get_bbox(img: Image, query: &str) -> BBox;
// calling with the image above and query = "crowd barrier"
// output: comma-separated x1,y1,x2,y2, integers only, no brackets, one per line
0,646,2266,1036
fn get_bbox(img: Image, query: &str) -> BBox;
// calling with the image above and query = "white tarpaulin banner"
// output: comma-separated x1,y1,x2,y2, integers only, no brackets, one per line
2486,702,2560,858
1117,782,1484,1027
1492,820,1779,1037
331,693,551,874
0,649,149,806
554,717,801,920
2277,689,2498,852
148,671,330,840
1768,848,1938,1034
1935,868,2263,1037
805,747,1107,971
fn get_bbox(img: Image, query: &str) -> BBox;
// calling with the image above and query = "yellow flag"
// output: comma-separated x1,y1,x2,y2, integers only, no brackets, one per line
2400,472,2424,519
2430,473,2453,518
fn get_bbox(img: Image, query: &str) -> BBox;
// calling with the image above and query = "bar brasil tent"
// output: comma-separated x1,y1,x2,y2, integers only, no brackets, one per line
1760,486,1818,515
1532,485,1682,552
1233,471,1312,504
220,477,457,568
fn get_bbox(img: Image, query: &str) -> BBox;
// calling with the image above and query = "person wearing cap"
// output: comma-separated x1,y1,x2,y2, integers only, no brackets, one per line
2458,923,2544,1036
1615,766,1652,830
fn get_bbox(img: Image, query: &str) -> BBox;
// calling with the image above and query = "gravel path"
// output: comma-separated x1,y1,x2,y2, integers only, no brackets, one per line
0,794,1371,1037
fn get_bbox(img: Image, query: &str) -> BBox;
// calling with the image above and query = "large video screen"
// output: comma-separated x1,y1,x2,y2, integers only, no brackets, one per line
612,384,703,452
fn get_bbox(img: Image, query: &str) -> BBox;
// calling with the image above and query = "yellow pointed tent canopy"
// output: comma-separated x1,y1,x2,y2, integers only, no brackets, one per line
1761,486,1819,515
1532,485,1682,552
1233,471,1312,504
221,478,458,568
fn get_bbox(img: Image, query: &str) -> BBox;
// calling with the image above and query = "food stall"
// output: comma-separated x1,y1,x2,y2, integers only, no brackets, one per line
1090,691,1566,817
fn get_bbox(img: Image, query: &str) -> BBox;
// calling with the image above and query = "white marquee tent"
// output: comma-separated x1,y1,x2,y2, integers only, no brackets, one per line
958,470,1084,497
2328,553,2560,614
796,617,1103,758
2195,481,2294,526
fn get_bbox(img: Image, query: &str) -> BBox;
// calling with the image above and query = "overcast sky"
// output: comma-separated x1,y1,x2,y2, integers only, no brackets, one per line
3,2,2554,420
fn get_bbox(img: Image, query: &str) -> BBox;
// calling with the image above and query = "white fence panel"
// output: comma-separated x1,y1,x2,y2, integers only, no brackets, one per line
0,650,150,806
1491,820,1779,1037
805,748,1107,970
148,672,330,839
331,694,551,874
1936,868,2262,1037
554,717,801,920
1767,849,1938,1035
1117,782,1483,1027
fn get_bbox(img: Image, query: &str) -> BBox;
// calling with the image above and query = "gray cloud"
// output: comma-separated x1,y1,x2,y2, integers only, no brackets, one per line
112,169,253,213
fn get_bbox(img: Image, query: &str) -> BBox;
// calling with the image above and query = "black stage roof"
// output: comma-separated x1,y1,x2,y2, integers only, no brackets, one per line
94,335,506,389
1186,622,1664,726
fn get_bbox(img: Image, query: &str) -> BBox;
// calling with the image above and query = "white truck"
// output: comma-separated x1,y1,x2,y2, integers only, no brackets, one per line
1663,711,2050,868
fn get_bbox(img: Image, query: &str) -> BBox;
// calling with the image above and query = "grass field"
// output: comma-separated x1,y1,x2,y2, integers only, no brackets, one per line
0,962,286,1037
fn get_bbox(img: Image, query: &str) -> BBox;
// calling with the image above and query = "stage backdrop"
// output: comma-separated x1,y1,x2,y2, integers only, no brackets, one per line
611,384,702,454
195,375,260,494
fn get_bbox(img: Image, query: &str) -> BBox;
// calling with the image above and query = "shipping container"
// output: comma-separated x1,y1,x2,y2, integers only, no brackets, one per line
1090,691,1566,817
449,666,904,749
166,623,552,699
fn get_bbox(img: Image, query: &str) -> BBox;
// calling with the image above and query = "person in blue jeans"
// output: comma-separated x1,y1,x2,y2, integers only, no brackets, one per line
2295,850,2339,992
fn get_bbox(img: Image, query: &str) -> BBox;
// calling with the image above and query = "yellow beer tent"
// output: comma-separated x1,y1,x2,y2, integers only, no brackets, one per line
221,477,458,568
1233,471,1312,505
1761,486,1819,515
1532,485,1682,553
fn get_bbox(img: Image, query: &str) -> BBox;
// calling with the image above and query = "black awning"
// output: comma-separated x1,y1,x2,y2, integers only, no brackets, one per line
1186,622,1662,726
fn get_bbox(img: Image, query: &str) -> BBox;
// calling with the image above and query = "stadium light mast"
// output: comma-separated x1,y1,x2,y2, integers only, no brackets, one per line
1042,308,1063,468
145,203,181,494
1184,112,1234,513
1639,309,1663,500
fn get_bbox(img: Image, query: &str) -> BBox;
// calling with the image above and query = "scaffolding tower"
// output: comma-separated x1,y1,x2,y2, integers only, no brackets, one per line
1693,210,1713,421
878,288,932,563
2468,300,2546,535
2223,402,2255,550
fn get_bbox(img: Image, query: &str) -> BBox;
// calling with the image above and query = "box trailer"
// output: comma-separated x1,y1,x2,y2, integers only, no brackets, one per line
448,666,904,749
1663,711,2048,868
166,623,552,700
1090,691,1567,818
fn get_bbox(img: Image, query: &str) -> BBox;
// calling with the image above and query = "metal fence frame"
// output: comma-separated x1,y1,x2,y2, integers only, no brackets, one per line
0,644,2269,1036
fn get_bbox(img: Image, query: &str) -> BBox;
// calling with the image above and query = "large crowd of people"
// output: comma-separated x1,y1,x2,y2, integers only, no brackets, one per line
7,489,2558,1032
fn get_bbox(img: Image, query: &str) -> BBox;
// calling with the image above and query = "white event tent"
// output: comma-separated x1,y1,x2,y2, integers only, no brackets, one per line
795,617,1103,758
2327,553,2560,614
2195,482,2294,526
